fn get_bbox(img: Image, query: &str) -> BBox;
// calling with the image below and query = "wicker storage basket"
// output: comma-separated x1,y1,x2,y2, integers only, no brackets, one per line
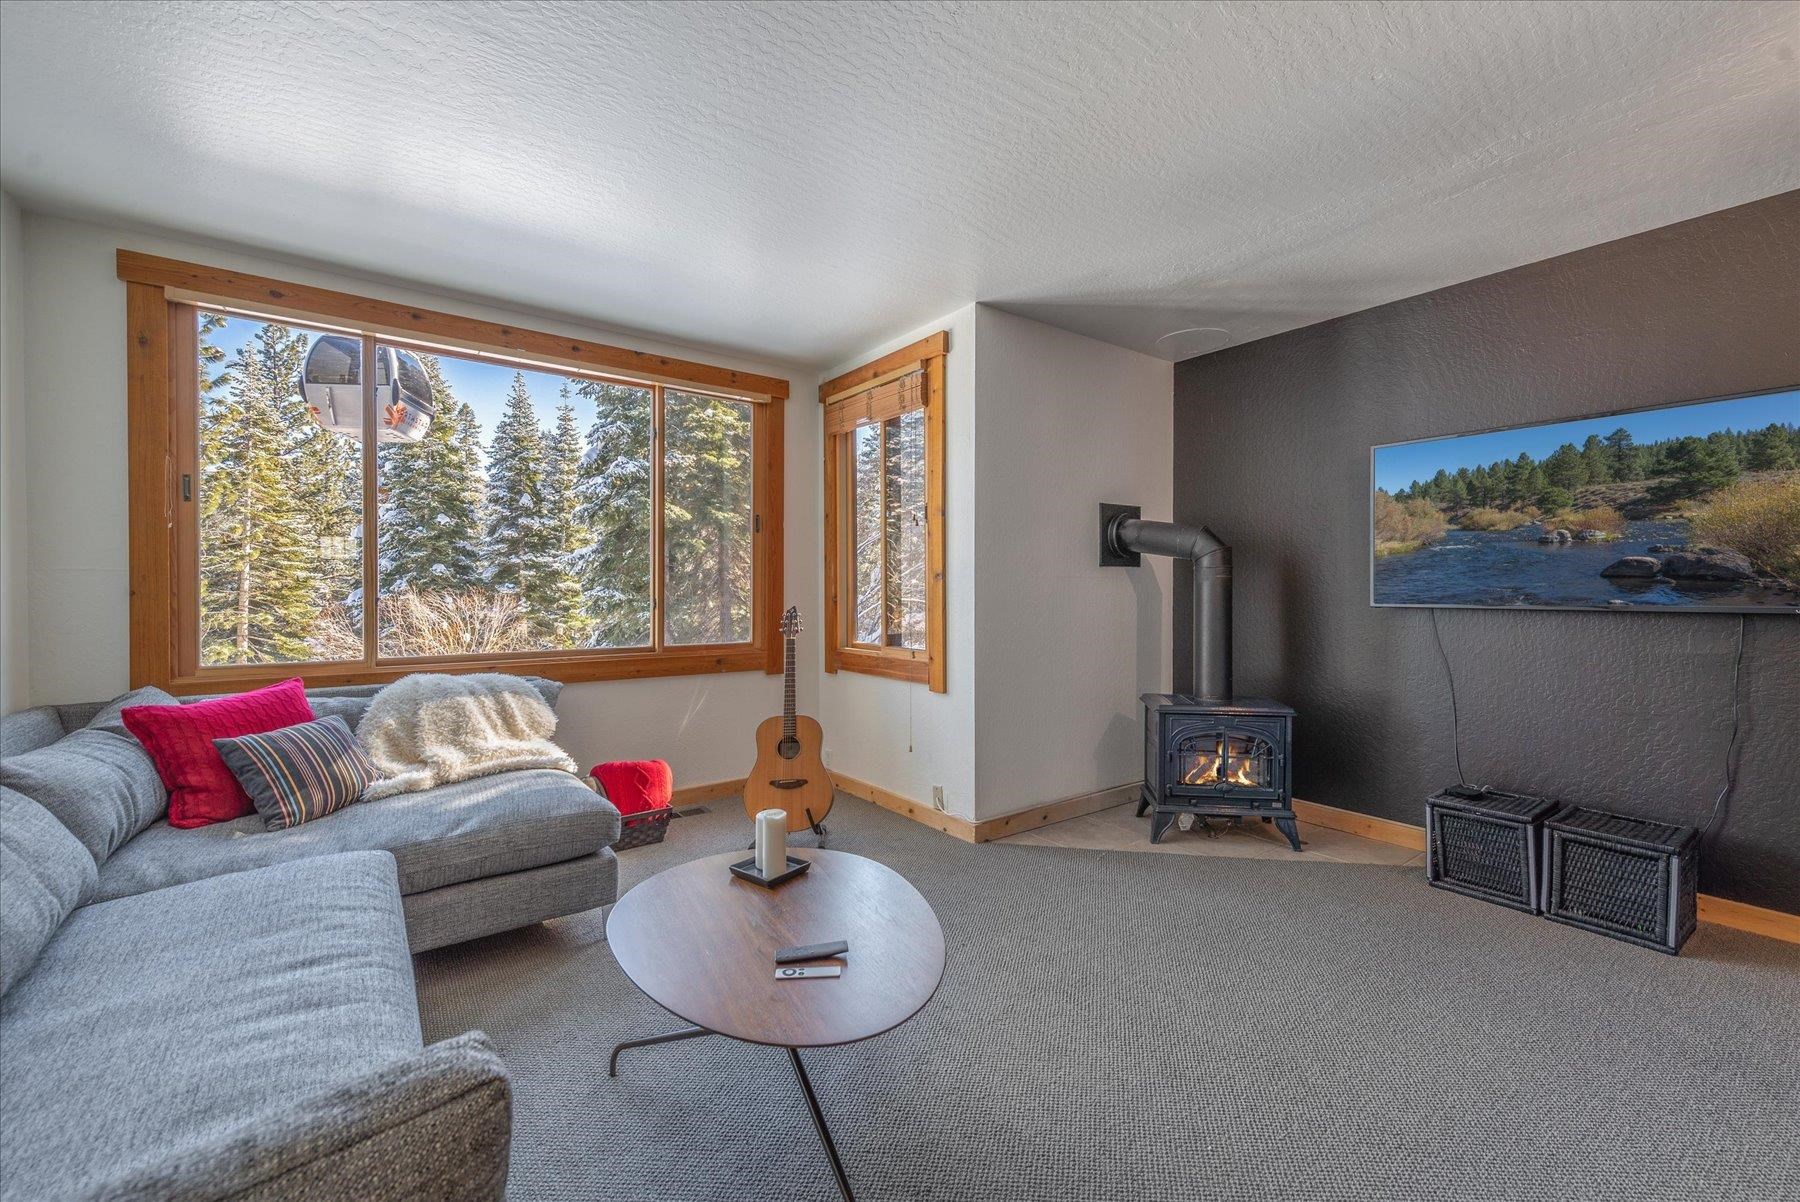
613,805,673,851
1542,806,1698,954
586,767,674,852
1425,787,1559,913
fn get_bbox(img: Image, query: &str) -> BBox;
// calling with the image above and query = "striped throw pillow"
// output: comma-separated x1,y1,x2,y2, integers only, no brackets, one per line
213,716,381,830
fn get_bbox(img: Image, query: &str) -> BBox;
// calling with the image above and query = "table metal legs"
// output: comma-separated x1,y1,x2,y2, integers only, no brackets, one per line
789,1046,854,1201
607,1025,709,1077
609,1029,856,1200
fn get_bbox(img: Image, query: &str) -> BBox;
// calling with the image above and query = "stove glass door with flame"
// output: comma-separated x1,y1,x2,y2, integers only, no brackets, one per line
1165,721,1284,801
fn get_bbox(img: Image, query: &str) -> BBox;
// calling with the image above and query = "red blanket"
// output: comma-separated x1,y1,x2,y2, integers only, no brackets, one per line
591,759,673,816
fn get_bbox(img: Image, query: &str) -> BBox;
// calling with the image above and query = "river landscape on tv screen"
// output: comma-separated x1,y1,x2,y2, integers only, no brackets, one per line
1371,389,1800,612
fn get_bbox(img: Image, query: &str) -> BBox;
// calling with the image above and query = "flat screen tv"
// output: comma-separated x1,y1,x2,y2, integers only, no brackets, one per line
1371,387,1799,613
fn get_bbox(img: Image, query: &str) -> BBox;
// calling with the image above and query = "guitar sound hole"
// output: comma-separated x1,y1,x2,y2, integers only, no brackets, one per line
778,737,801,760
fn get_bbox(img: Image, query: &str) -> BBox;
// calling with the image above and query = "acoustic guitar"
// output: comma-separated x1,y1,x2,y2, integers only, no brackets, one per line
743,606,833,836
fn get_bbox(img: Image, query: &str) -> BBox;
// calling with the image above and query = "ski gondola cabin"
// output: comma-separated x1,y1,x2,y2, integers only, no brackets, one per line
302,335,437,442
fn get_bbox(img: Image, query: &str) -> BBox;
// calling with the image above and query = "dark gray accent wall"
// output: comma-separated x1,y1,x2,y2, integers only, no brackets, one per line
1173,192,1800,913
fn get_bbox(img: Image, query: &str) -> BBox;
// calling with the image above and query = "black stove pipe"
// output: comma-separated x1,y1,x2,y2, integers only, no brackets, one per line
1102,512,1232,703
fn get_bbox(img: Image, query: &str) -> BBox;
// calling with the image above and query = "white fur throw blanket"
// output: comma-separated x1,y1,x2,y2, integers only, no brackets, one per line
359,673,577,801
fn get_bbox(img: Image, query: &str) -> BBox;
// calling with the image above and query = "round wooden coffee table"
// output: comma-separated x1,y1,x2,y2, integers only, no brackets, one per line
606,848,945,1201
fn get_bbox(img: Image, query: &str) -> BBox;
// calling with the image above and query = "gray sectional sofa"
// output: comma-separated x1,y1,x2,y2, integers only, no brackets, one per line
0,679,621,1201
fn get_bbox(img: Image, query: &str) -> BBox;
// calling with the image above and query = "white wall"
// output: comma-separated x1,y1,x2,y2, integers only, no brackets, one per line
0,192,27,713
816,305,979,819
970,308,1173,819
13,211,820,790
816,304,1174,823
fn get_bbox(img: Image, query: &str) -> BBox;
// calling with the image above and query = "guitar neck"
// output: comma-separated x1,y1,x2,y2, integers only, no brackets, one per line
783,636,797,739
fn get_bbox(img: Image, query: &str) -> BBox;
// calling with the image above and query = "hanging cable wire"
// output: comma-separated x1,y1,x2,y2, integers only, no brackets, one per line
1430,608,1467,788
1429,610,1746,828
1702,615,1748,840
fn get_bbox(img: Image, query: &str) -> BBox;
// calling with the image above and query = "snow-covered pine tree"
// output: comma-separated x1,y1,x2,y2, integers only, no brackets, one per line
881,408,927,646
662,390,754,643
573,381,654,647
378,355,487,593
844,412,926,646
483,372,563,636
198,323,326,663
283,330,362,628
539,390,593,644
198,310,230,396
850,422,883,643
450,396,490,553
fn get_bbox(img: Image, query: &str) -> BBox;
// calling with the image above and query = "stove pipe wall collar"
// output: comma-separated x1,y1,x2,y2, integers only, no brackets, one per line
1100,503,1232,703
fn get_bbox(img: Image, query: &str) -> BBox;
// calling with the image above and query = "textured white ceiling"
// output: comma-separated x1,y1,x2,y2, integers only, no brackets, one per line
1,1,1796,366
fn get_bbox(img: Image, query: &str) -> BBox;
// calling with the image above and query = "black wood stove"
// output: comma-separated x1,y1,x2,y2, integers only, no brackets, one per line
1138,693,1297,848
1101,503,1301,850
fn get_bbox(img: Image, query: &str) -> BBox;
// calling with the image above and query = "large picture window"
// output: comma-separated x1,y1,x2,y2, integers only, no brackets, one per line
121,252,786,691
821,332,946,692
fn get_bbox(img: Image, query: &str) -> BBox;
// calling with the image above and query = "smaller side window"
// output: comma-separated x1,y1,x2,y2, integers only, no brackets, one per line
820,333,946,693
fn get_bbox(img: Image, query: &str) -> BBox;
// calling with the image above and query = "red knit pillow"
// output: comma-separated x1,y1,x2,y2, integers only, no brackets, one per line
591,760,673,816
122,678,316,828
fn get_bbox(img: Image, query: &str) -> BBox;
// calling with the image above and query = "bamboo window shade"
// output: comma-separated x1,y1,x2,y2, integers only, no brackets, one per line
823,364,925,434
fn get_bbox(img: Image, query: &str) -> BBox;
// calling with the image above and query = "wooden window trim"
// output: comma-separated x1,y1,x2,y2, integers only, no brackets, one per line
122,254,785,693
117,252,790,400
819,331,947,693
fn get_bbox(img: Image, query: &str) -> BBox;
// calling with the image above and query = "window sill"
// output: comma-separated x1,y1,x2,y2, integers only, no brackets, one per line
829,646,931,686
149,646,770,695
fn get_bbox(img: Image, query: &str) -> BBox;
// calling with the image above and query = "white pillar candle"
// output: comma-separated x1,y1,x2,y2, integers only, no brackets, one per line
755,808,787,878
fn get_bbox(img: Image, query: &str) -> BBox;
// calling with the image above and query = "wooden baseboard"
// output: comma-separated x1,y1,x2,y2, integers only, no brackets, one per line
970,783,1141,842
827,774,1139,844
1293,796,1800,946
671,777,747,808
1292,798,1426,852
669,771,979,839
828,771,978,841
1695,894,1800,945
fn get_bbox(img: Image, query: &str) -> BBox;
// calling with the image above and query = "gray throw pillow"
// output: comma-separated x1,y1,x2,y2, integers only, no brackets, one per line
84,685,178,737
214,716,381,830
0,729,169,863
306,695,372,731
0,787,98,995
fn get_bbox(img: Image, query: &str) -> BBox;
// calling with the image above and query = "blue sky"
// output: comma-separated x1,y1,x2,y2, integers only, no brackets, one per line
1373,389,1799,494
212,313,597,448
428,356,580,442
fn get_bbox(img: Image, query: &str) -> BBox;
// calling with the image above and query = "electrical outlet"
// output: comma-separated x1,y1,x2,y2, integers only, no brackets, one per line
932,785,946,811
822,748,833,767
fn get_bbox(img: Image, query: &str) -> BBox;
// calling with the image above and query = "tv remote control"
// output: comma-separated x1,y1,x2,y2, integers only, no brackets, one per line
775,940,849,964
775,965,842,980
